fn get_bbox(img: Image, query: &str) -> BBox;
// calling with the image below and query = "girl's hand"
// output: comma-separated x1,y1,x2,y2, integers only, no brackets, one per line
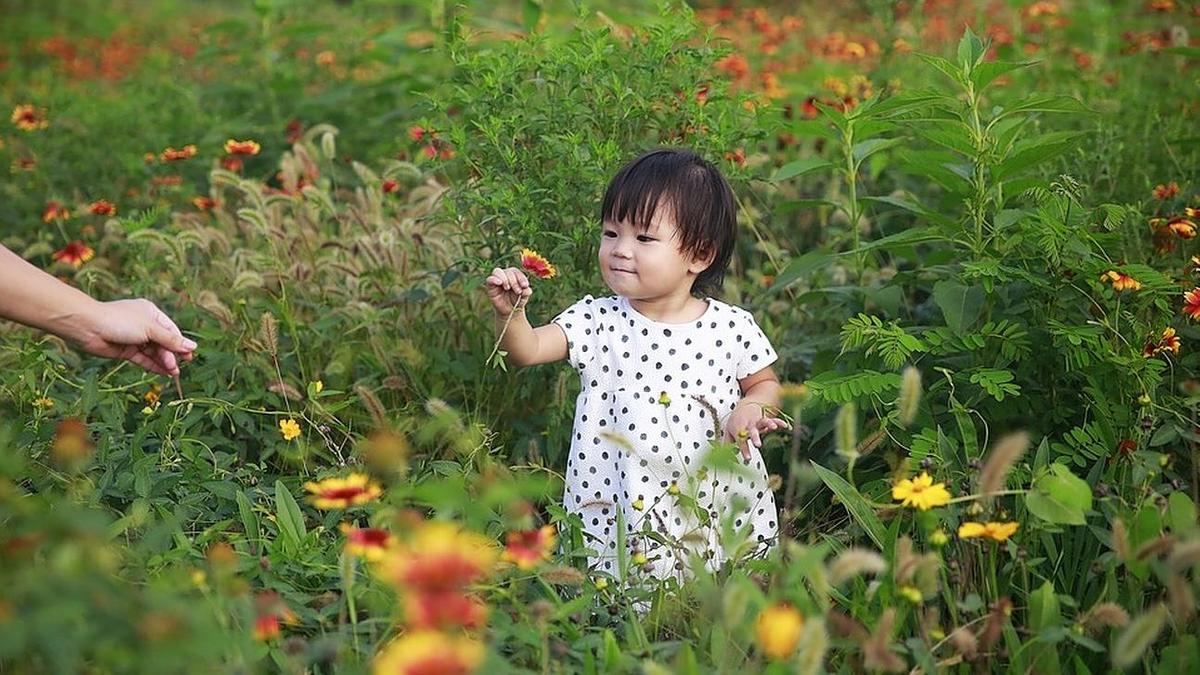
485,266,532,316
723,403,790,460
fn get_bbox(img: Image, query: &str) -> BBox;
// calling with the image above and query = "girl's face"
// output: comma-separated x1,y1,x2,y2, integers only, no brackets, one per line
598,206,712,301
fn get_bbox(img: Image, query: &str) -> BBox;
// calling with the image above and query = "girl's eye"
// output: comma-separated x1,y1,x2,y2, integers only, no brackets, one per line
603,230,617,238
637,235,656,243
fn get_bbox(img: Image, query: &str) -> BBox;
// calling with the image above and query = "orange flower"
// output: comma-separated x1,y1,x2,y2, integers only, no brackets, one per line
1153,182,1180,199
220,156,243,172
1144,327,1181,357
340,523,395,562
303,473,382,509
1100,270,1142,291
408,125,426,142
160,144,197,161
11,104,48,131
252,613,280,641
377,521,497,592
51,417,93,466
192,196,217,211
714,52,750,79
404,589,489,630
725,148,747,167
520,248,557,280
52,241,95,268
42,201,70,223
382,178,399,194
1168,216,1198,239
223,139,261,155
1185,288,1200,320
88,199,116,216
372,631,485,675
500,525,556,570
422,144,437,159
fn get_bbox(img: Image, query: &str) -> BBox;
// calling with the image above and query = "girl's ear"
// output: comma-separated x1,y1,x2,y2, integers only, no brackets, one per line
688,247,716,275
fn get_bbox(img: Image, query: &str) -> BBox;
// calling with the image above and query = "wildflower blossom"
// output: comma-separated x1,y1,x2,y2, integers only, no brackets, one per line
1144,327,1181,357
1185,288,1200,320
52,241,94,268
500,525,556,570
224,139,261,155
892,472,951,510
1168,216,1198,239
11,104,48,131
42,201,70,222
88,199,116,216
403,590,489,630
1100,270,1142,291
303,473,382,509
1153,181,1180,199
279,418,301,441
378,521,497,591
192,196,216,211
372,631,484,675
958,521,1020,542
160,145,197,161
754,603,804,661
520,248,557,280
340,523,395,562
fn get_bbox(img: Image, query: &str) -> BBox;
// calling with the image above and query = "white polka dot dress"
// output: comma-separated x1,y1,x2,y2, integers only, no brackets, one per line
551,294,780,582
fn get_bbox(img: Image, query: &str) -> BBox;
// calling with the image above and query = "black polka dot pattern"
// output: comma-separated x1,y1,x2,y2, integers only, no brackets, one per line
550,294,780,580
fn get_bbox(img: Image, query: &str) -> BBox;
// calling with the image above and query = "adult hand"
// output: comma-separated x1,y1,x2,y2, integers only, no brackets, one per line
72,299,197,377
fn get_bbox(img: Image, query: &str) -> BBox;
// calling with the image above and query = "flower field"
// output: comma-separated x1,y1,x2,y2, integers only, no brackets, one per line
2,0,1200,672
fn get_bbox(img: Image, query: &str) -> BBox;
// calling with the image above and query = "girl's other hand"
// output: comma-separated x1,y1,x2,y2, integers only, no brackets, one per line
724,404,791,460
485,266,532,316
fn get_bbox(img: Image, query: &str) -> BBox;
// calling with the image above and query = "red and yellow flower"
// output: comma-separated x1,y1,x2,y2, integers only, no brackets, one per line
500,525,556,570
52,241,95,268
340,523,395,562
382,178,399,194
520,248,557,280
223,139,261,156
42,201,70,223
403,590,489,630
372,631,484,675
11,104,49,131
1167,216,1198,239
192,196,217,211
1153,181,1180,200
1185,288,1200,320
88,199,117,216
160,144,197,161
303,473,382,509
1100,270,1142,292
377,521,497,591
1144,327,1181,357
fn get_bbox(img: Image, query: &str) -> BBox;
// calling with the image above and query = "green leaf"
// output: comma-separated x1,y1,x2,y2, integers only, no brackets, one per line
1166,492,1198,535
274,479,307,548
957,26,985,69
1029,581,1064,674
1026,463,1092,525
771,157,834,182
851,138,903,164
918,53,965,87
811,462,886,550
932,280,984,333
237,490,261,547
768,249,836,292
971,60,1036,91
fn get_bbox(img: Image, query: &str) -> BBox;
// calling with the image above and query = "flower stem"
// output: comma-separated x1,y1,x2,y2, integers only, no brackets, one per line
487,295,528,368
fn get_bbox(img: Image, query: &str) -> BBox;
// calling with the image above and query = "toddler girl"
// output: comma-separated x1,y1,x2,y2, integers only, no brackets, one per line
484,148,788,582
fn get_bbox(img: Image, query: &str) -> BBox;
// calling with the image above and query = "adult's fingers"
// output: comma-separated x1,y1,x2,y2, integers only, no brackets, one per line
145,310,197,354
127,349,172,377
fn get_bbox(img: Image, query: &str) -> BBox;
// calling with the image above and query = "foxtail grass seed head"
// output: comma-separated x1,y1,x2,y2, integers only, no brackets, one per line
1112,518,1130,562
1081,602,1129,633
898,366,921,426
1112,604,1168,669
827,548,887,585
356,385,388,427
978,431,1029,498
835,402,858,462
259,312,278,355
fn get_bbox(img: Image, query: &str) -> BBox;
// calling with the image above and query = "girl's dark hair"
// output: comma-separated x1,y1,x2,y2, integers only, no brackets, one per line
599,147,737,298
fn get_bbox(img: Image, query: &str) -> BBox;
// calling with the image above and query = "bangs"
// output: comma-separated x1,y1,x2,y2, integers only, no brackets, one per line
599,147,738,298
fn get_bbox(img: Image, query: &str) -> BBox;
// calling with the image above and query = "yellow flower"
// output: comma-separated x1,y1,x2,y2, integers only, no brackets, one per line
340,523,395,562
303,473,382,509
372,630,485,675
658,391,671,406
594,577,608,590
891,472,952,510
632,552,648,566
930,529,949,547
668,482,680,495
754,602,804,661
631,498,644,511
32,397,54,410
898,585,924,603
958,521,1020,542
377,521,497,590
279,418,301,441
312,380,324,394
